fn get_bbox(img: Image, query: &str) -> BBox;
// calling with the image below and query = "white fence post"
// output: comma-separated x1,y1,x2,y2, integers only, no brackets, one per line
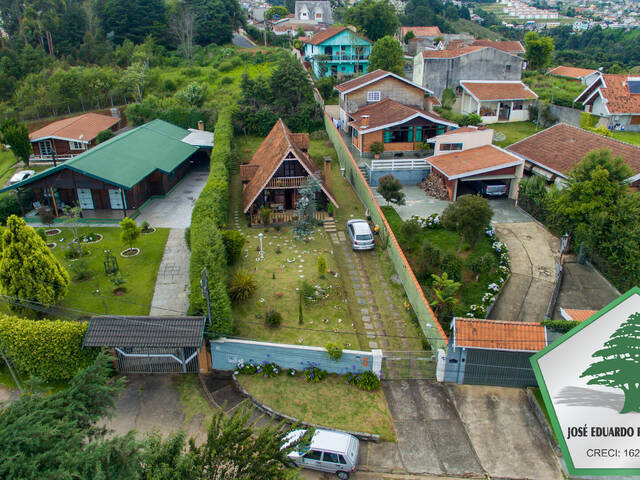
372,349,383,378
435,348,447,382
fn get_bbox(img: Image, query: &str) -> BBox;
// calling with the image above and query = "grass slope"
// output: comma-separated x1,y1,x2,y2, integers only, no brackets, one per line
490,121,541,147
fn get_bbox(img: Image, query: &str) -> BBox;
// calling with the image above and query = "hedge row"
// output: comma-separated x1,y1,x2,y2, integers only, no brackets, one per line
0,316,98,382
188,109,234,335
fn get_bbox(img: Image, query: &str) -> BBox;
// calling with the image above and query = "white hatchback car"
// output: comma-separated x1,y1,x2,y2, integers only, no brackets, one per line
346,219,374,250
284,428,360,479
9,169,35,185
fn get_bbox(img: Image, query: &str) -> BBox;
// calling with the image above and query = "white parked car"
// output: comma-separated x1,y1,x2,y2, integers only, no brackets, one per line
283,428,360,479
9,169,35,185
346,219,374,250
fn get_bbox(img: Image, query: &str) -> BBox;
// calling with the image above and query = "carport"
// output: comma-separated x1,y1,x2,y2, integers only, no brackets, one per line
428,144,524,201
83,315,207,374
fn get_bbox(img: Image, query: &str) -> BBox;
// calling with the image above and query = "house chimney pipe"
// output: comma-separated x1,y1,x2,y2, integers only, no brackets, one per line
324,157,331,189
198,120,204,131
361,115,369,128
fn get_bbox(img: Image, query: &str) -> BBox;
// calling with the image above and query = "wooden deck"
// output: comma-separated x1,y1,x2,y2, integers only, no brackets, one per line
250,210,329,226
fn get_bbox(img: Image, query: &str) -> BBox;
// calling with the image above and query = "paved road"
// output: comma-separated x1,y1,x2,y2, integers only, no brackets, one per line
491,222,560,322
150,228,190,316
232,32,255,48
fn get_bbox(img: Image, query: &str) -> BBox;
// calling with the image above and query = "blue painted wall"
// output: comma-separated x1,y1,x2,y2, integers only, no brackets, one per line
304,29,372,78
369,168,431,186
211,338,377,375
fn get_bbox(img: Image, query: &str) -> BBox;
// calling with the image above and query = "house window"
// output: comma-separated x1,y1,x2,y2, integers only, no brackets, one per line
384,126,414,143
39,140,53,156
282,160,297,177
513,101,524,110
367,91,381,102
69,141,86,150
440,143,463,151
505,64,511,72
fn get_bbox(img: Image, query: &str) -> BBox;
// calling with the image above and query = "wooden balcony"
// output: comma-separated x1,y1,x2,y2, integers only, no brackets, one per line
265,176,307,189
250,210,329,226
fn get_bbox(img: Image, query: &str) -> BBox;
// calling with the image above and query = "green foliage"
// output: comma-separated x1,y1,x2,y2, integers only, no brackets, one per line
368,36,404,75
259,206,272,226
221,230,246,265
592,125,611,137
440,253,463,282
415,239,442,280
343,0,400,41
541,319,580,333
228,270,258,302
459,113,482,126
298,292,304,325
95,129,115,144
441,88,456,110
68,258,93,281
191,0,244,46
184,227,191,250
99,0,167,44
441,195,493,251
175,81,207,108
35,227,46,242
0,120,32,165
524,31,554,71
119,217,141,249
189,110,233,335
264,309,283,328
315,76,337,102
467,253,495,278
300,280,317,303
0,216,70,316
303,364,328,383
347,370,380,391
317,255,327,277
403,30,416,44
0,316,98,381
292,176,320,240
325,342,343,361
580,112,599,130
0,194,21,225
369,141,384,155
430,272,461,320
265,5,288,20
377,174,405,206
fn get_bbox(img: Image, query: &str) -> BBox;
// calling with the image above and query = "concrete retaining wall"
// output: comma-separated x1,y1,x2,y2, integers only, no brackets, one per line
368,168,430,186
548,104,583,127
211,338,383,376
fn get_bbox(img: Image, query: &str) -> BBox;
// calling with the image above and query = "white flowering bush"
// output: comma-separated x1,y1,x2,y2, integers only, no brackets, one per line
466,304,487,318
482,293,495,305
488,283,500,292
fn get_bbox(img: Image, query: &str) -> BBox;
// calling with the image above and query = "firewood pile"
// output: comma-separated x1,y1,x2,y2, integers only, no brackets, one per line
420,174,449,200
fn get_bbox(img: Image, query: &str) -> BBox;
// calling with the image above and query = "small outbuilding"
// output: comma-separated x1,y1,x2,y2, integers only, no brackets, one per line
83,315,208,374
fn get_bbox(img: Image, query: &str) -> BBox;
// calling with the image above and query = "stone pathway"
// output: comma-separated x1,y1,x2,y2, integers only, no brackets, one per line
149,228,190,316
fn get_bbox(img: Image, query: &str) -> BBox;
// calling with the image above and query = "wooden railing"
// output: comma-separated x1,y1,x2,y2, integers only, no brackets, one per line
250,210,328,225
265,176,307,188
30,153,75,163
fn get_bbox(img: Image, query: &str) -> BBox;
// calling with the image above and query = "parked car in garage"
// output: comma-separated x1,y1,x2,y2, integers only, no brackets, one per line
283,428,360,479
346,219,374,250
470,180,508,197
9,170,35,185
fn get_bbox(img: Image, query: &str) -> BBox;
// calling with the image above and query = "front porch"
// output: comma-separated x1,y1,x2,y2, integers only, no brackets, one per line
25,207,138,225
249,210,329,226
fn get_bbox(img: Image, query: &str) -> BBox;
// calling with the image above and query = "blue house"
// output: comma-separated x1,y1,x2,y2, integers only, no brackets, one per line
303,26,373,78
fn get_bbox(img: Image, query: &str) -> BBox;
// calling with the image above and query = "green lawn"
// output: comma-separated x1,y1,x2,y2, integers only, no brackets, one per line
238,373,396,441
491,121,541,147
48,226,169,317
382,206,499,331
0,150,18,186
523,71,586,108
608,130,640,146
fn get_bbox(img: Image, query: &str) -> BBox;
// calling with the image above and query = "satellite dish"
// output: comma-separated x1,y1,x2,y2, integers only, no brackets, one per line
345,101,358,114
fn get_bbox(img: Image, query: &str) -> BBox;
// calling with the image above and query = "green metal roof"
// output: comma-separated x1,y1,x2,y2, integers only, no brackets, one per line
2,119,199,192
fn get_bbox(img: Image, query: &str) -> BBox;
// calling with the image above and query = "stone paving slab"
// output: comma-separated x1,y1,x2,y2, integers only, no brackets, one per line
150,228,190,316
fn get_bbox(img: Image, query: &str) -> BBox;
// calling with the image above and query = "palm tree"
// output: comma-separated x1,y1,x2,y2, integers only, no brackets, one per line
430,272,461,319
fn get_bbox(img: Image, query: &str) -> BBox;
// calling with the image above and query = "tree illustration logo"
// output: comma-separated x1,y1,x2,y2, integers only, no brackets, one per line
580,311,640,414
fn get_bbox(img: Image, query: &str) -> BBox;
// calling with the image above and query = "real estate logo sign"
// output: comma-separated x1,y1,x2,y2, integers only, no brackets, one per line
531,288,640,476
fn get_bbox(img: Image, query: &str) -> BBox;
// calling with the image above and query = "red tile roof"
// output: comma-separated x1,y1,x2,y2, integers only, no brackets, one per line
454,318,547,352
304,26,370,45
422,45,485,59
335,69,428,94
561,308,597,322
400,26,442,38
439,126,480,136
471,39,525,54
507,123,640,178
29,112,120,142
548,65,597,79
242,119,338,212
348,98,455,131
461,81,538,101
429,144,522,179
587,74,640,114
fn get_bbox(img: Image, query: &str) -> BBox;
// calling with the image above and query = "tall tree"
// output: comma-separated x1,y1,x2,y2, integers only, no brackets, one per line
169,0,196,66
524,31,554,71
188,0,244,46
98,0,167,44
377,174,406,205
580,312,640,413
0,119,31,166
368,35,404,74
342,0,400,41
441,194,493,251
293,176,320,240
0,215,70,315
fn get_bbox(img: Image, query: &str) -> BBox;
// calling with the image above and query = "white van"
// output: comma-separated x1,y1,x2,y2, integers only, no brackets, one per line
283,428,360,479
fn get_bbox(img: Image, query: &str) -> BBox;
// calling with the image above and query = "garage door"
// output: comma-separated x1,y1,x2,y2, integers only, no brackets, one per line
77,188,94,209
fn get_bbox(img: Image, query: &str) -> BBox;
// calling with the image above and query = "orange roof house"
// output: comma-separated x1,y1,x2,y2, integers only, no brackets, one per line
29,112,121,162
471,39,525,55
575,75,640,132
560,308,597,322
459,81,538,123
548,65,599,84
453,318,548,352
399,26,442,39
241,119,338,214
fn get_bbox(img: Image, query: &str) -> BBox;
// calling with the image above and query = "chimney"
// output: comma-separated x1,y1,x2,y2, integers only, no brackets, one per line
324,156,332,189
361,115,369,128
110,107,121,119
198,120,204,131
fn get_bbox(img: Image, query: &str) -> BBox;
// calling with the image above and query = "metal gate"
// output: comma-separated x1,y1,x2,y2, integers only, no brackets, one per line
115,347,199,374
381,351,437,379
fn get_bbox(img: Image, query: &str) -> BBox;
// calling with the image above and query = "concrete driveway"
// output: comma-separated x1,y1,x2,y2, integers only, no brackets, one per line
491,222,560,322
447,385,563,479
136,167,209,228
377,186,532,223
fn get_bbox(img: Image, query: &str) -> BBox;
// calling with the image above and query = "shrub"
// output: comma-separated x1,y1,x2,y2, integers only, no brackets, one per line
228,270,257,302
220,76,234,85
218,60,234,72
36,227,46,242
346,370,381,391
259,206,272,226
459,113,482,126
69,258,93,281
327,203,334,217
440,253,463,281
63,244,87,260
369,141,384,156
415,240,442,280
0,193,20,225
95,129,115,144
303,364,327,383
221,230,246,265
119,217,141,249
593,125,611,137
0,316,98,381
264,309,283,328
467,253,495,278
325,342,342,361
317,255,327,277
399,217,421,246
184,227,191,250
38,206,55,226
541,319,580,333
299,280,316,303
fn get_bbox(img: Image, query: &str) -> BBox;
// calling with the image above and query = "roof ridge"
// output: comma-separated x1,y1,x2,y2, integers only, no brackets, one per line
560,122,640,149
457,317,544,326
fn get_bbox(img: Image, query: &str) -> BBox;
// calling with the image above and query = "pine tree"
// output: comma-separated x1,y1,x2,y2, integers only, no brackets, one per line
580,312,640,414
0,215,70,315
292,176,320,240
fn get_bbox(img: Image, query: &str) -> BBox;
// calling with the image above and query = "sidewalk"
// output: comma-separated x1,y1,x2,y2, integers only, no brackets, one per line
149,228,190,316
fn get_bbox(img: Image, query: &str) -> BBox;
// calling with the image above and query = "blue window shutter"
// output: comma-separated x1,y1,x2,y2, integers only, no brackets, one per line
437,126,445,135
415,126,423,142
384,129,391,143
354,130,358,138
408,126,413,142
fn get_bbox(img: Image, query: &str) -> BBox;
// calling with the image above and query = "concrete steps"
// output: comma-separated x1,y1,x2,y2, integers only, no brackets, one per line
323,218,337,233
358,164,370,184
